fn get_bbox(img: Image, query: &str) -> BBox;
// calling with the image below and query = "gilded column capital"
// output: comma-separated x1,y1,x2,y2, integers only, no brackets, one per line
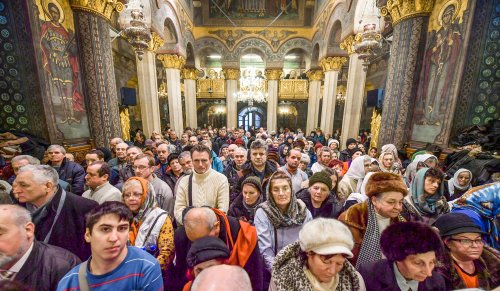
381,0,436,26
265,69,282,80
319,57,347,72
223,69,240,80
339,35,356,55
157,54,186,70
70,0,124,22
306,70,324,81
148,32,165,52
181,68,199,80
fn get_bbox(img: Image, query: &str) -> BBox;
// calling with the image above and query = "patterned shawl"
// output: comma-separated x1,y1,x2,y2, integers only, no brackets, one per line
124,177,157,245
355,199,381,269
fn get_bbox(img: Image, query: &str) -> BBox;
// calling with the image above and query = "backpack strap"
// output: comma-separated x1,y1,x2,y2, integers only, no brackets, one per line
143,212,167,244
188,174,194,207
78,261,90,291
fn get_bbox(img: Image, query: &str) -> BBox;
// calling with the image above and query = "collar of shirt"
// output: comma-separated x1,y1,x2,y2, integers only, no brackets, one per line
9,242,34,273
393,262,419,291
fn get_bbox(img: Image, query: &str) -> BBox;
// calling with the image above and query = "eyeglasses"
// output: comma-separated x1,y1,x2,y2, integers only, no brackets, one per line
123,192,142,199
449,238,484,247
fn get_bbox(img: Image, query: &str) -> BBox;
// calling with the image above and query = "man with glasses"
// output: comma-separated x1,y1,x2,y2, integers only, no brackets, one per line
133,154,174,216
116,146,142,189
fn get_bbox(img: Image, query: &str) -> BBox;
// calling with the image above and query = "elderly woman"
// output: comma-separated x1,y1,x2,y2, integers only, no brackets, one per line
270,218,366,291
404,168,449,225
122,177,175,271
444,168,472,201
337,155,377,204
229,176,264,224
358,222,446,290
254,171,313,274
339,172,408,268
297,172,343,219
404,153,438,185
434,212,499,290
378,152,402,175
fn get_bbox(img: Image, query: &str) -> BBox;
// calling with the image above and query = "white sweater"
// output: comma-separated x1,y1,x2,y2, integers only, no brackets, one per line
174,168,229,224
82,182,122,204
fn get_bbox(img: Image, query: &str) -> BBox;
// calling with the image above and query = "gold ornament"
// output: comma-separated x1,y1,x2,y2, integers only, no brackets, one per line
339,35,356,55
319,57,347,71
306,70,324,81
382,0,436,26
223,69,240,80
70,0,124,22
370,110,382,149
148,32,165,52
181,68,199,80
265,69,282,80
157,54,186,69
120,107,131,141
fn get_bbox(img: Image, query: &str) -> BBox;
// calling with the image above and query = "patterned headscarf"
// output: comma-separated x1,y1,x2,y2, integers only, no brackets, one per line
258,172,308,229
410,168,448,216
123,176,157,245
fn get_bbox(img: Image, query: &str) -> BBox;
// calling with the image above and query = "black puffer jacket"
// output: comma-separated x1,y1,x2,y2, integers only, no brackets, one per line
48,158,86,195
296,188,343,219
15,240,81,291
236,160,277,194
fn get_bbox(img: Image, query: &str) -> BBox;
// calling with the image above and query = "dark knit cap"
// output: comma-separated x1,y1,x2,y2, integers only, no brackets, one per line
167,153,179,166
433,213,486,237
187,237,230,268
346,138,357,147
242,176,262,194
309,172,332,189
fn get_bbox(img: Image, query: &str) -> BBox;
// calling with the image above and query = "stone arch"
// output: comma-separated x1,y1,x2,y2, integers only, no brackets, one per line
194,37,229,59
229,38,275,64
311,43,320,69
185,42,195,67
276,38,312,58
322,2,348,58
155,1,184,55
164,18,178,44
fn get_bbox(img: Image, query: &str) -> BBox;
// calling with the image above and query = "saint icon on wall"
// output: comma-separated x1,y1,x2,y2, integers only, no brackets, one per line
40,0,84,125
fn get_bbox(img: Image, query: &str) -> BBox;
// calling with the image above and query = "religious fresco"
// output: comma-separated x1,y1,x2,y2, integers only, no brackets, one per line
411,0,471,144
209,0,299,19
35,0,90,139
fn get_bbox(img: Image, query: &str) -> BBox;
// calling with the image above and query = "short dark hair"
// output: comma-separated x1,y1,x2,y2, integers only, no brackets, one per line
87,149,105,160
89,161,110,178
380,222,443,262
190,144,212,159
167,153,180,166
134,153,155,166
250,139,267,154
85,202,132,234
424,167,444,181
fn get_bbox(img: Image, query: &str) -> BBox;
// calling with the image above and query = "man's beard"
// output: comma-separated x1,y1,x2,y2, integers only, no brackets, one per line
0,253,16,268
184,169,193,175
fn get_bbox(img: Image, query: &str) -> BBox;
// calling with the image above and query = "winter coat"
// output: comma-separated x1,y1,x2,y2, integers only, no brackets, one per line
223,160,242,204
358,259,446,291
49,158,86,195
228,192,264,224
339,150,351,162
15,241,81,291
156,169,181,193
436,246,500,290
237,160,277,195
296,188,343,219
211,150,224,173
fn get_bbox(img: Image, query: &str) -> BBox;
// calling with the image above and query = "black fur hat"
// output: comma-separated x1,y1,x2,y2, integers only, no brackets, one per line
380,222,443,262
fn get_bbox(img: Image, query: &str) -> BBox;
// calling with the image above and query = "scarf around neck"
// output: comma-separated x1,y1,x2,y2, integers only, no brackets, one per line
356,200,382,269
126,177,157,245
410,168,448,216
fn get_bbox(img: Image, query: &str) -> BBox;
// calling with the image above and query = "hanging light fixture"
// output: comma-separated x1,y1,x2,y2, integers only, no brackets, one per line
122,0,151,60
233,67,268,107
354,23,382,70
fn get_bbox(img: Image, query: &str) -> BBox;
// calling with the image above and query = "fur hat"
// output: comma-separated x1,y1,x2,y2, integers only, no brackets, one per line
309,172,332,190
365,172,408,198
380,222,443,262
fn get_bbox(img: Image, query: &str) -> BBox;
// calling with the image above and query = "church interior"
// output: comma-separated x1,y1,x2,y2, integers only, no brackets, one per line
0,0,498,158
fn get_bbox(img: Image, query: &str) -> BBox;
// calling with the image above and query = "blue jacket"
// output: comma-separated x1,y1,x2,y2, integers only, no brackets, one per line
211,151,223,173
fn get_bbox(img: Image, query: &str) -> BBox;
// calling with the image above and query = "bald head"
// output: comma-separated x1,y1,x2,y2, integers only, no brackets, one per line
115,142,128,159
157,143,170,163
191,265,252,291
183,207,219,241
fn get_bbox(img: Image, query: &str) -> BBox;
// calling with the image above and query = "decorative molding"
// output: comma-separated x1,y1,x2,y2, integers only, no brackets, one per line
256,30,298,49
319,57,347,71
208,29,252,50
157,54,186,69
307,70,324,81
148,32,165,52
181,68,198,80
339,35,356,55
70,0,124,22
265,69,283,80
223,69,240,80
381,0,436,26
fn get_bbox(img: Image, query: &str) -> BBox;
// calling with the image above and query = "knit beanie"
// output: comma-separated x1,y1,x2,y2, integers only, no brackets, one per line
187,237,230,268
346,138,357,148
242,176,262,194
308,172,332,190
328,139,339,147
365,172,408,198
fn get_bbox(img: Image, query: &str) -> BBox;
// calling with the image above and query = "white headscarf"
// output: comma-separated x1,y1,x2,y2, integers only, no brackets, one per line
380,144,401,165
344,172,374,205
345,155,376,192
404,154,437,184
448,168,473,195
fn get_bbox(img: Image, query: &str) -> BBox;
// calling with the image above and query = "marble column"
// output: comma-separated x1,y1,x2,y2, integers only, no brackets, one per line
223,69,240,129
136,52,161,138
265,69,282,133
339,35,367,149
71,1,124,147
182,68,198,128
377,0,435,148
306,70,324,134
319,57,347,136
157,54,186,136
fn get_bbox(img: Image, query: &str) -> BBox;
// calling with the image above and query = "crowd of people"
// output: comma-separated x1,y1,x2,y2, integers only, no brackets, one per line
0,126,498,291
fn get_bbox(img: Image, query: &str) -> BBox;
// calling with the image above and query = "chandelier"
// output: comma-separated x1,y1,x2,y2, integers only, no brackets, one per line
234,68,268,107
122,0,151,60
354,24,382,70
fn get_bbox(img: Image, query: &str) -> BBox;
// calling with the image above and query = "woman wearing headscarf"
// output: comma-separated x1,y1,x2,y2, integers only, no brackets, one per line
328,139,340,155
404,153,438,185
378,151,402,175
254,171,313,274
339,172,408,268
337,155,377,204
404,167,449,225
122,177,175,272
444,168,472,201
229,176,264,224
270,218,366,291
342,172,374,212
379,144,402,168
